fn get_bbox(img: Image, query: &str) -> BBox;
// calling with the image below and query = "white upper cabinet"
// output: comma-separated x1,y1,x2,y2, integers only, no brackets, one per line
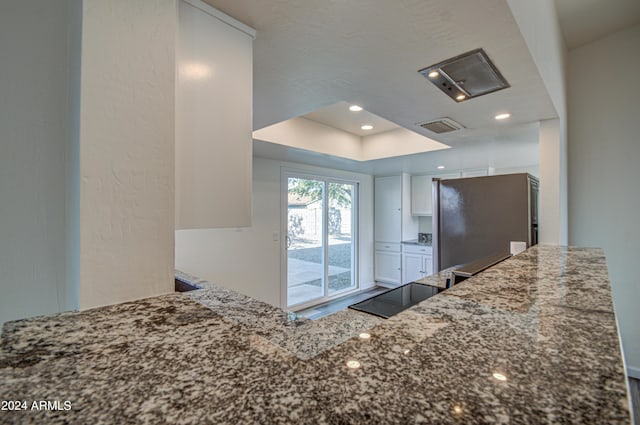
411,175,433,216
175,0,255,229
375,174,419,242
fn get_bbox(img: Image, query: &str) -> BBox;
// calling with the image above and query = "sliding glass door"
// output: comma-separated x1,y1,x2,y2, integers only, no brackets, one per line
284,174,358,309
327,182,356,296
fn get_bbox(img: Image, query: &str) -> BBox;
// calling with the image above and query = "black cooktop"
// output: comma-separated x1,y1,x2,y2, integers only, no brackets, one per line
348,283,437,319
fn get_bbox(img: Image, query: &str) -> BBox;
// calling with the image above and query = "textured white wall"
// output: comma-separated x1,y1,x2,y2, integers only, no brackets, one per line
0,0,79,326
568,24,640,377
175,157,375,309
78,0,176,309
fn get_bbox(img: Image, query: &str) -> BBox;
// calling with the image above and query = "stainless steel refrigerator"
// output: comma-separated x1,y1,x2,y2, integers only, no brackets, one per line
432,173,538,272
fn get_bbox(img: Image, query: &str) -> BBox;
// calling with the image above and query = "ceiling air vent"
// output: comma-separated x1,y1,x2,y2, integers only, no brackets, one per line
418,118,464,134
418,48,510,102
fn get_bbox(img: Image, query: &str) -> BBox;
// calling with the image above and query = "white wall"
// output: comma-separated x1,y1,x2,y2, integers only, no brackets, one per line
77,0,176,309
538,119,561,244
176,157,375,308
507,0,568,245
567,24,640,377
0,0,79,325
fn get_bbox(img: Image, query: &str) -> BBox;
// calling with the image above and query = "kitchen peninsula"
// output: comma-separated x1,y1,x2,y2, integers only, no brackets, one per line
0,246,632,424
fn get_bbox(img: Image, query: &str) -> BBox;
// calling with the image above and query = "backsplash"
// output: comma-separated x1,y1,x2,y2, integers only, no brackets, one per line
418,216,432,234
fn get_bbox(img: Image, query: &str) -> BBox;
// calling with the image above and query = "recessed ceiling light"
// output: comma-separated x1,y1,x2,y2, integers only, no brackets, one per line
361,124,373,130
428,70,439,78
495,113,511,120
456,94,466,101
349,105,363,112
437,165,445,170
492,372,507,381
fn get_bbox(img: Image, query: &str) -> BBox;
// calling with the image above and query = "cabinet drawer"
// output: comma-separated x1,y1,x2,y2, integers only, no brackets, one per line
402,244,433,255
375,242,401,252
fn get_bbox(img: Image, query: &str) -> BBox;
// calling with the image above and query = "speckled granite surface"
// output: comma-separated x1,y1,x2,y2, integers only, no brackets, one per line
177,270,382,360
0,246,631,424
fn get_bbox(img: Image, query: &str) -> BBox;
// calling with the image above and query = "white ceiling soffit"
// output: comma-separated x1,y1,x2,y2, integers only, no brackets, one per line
254,122,540,176
203,0,557,148
303,101,399,137
555,0,640,50
252,110,451,162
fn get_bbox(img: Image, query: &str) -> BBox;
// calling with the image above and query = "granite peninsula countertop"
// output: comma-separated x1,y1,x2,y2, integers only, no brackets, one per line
0,246,632,424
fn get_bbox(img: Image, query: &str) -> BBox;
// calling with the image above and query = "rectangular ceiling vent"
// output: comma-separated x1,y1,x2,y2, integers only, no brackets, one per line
418,118,464,134
418,48,510,103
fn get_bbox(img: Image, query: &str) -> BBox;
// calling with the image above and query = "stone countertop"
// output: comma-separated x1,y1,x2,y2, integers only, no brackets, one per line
0,246,632,424
175,270,383,361
413,265,455,289
401,239,433,246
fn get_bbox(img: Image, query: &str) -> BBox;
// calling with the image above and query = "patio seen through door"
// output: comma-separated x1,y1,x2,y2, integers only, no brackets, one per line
285,174,358,309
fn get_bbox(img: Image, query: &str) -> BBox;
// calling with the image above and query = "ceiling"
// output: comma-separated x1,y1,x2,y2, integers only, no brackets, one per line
302,101,400,137
254,121,540,176
202,0,640,175
203,0,557,150
555,0,640,49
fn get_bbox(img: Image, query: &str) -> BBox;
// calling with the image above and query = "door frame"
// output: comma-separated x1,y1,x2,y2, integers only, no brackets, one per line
280,168,359,310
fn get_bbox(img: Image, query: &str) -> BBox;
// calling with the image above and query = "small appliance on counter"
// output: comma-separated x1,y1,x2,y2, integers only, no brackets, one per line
418,232,432,244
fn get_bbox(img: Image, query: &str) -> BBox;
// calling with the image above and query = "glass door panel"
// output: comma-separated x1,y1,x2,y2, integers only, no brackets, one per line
328,182,356,296
286,177,325,307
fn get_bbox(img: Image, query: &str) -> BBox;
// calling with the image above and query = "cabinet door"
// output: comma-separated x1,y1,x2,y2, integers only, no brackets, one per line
423,255,434,276
375,251,401,285
411,175,433,216
375,176,401,242
176,1,253,229
402,253,424,284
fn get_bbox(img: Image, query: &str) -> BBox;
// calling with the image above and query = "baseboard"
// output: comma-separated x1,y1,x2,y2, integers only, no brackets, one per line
627,365,640,379
359,281,377,290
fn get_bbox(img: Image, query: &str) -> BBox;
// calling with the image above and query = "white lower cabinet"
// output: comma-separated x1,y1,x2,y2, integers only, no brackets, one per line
402,245,434,284
402,253,424,284
375,250,401,285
